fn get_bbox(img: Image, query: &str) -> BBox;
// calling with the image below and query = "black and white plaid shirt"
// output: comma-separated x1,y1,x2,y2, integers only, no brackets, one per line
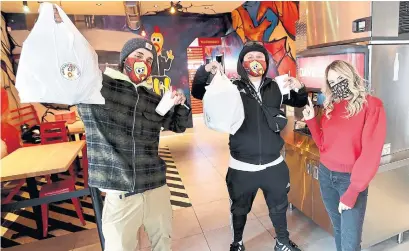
77,70,190,193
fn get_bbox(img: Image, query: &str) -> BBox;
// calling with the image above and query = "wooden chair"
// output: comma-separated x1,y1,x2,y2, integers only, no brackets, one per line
39,121,86,237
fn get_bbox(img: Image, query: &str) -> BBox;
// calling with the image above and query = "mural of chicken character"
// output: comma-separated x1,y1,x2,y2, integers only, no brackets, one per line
149,26,174,95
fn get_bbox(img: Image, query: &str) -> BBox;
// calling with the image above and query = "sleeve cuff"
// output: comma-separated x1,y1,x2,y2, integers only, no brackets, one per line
293,85,306,93
174,104,191,116
340,187,360,208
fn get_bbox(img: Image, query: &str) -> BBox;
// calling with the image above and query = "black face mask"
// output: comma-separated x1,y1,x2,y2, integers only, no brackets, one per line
330,79,352,99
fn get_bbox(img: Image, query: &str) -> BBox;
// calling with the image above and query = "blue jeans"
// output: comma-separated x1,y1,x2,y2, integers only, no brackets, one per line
318,164,368,251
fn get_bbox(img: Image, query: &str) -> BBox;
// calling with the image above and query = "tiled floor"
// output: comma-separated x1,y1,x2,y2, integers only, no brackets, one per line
5,117,409,251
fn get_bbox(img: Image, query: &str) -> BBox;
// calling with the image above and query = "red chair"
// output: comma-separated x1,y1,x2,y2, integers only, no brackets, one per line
41,121,69,184
40,121,69,145
39,121,86,237
54,110,77,124
1,179,26,205
9,105,41,129
9,105,41,147
40,169,86,237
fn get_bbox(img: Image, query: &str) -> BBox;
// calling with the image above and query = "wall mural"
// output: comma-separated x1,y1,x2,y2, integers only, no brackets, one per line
149,26,173,94
228,1,299,78
139,14,231,103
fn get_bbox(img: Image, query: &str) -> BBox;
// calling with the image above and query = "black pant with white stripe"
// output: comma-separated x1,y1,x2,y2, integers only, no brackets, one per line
226,161,290,244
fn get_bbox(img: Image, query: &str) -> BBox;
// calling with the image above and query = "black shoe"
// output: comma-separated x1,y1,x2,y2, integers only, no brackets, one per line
274,239,301,251
230,242,245,251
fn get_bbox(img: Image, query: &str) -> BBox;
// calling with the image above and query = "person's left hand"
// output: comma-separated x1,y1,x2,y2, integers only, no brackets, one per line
284,77,304,90
338,202,352,214
172,90,186,106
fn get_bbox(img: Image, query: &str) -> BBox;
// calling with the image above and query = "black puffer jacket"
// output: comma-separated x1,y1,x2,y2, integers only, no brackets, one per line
192,44,307,166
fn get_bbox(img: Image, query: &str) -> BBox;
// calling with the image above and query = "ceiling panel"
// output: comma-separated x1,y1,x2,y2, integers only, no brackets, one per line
0,1,243,15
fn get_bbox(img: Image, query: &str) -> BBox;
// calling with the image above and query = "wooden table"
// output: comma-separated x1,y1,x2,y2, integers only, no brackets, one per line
1,141,85,239
1,140,105,248
1,141,85,182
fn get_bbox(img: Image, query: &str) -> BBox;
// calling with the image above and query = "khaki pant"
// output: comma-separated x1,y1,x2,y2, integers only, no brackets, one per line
102,185,173,251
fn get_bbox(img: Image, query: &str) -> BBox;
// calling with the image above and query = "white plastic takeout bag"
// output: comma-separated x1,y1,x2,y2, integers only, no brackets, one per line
202,71,244,135
15,2,104,105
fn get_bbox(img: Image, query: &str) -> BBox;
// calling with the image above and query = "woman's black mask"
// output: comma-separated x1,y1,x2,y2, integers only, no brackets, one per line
330,79,352,99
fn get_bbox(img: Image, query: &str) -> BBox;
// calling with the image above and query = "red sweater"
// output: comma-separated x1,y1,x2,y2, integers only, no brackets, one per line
305,96,386,208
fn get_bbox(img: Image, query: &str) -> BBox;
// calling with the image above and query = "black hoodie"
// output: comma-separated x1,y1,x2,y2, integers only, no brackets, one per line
192,43,307,166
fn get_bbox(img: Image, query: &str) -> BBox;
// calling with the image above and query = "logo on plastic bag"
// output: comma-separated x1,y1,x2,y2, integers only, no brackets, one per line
60,63,81,81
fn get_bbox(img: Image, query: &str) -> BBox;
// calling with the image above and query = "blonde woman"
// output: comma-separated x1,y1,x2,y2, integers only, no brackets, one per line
302,60,386,251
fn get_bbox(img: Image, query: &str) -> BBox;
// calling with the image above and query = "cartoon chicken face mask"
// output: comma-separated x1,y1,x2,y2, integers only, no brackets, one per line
243,60,267,77
124,58,152,84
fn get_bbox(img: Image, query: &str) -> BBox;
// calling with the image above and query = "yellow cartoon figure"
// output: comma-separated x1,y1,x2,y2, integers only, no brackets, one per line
150,26,174,77
151,26,164,53
152,76,171,96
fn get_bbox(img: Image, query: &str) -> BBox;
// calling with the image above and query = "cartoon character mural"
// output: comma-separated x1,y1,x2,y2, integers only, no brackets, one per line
151,26,174,76
148,26,175,95
231,1,299,78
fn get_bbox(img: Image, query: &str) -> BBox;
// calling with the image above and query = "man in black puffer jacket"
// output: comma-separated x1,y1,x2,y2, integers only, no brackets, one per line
192,42,307,251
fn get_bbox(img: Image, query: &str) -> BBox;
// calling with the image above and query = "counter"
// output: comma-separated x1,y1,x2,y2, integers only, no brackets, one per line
282,117,409,248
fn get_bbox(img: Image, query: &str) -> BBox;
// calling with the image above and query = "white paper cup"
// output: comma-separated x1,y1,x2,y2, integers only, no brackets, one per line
275,74,290,95
155,91,175,116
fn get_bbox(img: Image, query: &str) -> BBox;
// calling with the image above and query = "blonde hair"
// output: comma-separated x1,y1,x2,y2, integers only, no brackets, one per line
323,60,367,119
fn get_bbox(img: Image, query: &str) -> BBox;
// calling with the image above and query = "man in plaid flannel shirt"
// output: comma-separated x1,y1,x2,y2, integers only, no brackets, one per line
77,37,190,251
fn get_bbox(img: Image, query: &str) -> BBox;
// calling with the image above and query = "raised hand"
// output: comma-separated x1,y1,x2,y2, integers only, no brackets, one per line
204,61,222,74
171,90,186,106
302,97,315,121
284,77,304,90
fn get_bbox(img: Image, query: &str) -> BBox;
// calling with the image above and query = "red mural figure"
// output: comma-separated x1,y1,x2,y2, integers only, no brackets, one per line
232,1,299,77
233,6,272,42
264,38,296,77
257,1,299,39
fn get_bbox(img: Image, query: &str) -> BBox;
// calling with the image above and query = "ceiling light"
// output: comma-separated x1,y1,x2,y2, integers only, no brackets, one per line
96,3,102,6
170,6,176,14
154,5,158,8
23,1,30,13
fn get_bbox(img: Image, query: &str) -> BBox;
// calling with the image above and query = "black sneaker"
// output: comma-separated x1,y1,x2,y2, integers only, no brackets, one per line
230,242,245,251
274,239,301,251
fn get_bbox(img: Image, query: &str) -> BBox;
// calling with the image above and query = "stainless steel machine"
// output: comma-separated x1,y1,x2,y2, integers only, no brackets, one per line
284,1,409,248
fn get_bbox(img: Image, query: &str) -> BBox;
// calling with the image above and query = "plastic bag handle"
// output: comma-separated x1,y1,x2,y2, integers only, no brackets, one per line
53,5,63,24
36,2,55,24
37,3,77,31
53,5,77,30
